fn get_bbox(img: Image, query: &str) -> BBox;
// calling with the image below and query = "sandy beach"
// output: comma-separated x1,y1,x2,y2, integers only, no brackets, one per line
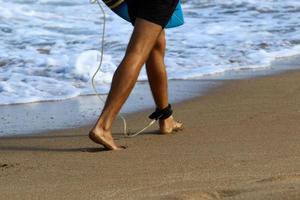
1,67,300,199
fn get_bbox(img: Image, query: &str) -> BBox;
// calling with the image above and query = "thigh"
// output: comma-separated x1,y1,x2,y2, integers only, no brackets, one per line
125,18,163,61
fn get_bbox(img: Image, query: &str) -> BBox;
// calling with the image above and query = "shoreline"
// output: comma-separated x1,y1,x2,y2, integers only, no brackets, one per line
1,61,300,199
0,79,222,136
1,54,300,137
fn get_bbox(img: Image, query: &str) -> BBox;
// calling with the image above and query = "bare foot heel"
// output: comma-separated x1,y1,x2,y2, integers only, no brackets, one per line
88,127,125,150
159,116,183,135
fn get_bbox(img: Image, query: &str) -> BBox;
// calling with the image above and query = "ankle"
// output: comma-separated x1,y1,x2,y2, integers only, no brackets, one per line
94,120,111,132
157,103,169,110
96,112,115,131
149,104,173,121
159,115,173,122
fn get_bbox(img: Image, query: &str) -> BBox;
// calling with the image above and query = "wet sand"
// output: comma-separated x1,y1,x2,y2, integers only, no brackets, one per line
1,68,300,199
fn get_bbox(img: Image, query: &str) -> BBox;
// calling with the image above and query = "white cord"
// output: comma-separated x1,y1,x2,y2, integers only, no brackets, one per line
89,0,157,137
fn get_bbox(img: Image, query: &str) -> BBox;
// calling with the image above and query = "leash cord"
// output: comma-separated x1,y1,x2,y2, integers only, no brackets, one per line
89,0,157,138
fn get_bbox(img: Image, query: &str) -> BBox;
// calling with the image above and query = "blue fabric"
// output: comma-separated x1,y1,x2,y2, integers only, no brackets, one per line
113,2,184,28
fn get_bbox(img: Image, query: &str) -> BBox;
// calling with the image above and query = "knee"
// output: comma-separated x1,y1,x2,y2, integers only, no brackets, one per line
152,34,166,55
125,43,149,64
148,39,165,63
122,44,149,71
124,31,166,65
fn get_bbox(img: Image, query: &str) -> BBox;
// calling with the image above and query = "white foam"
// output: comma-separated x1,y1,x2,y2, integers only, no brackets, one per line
74,50,116,83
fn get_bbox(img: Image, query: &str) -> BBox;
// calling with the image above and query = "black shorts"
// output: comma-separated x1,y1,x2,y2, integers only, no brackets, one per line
125,0,179,28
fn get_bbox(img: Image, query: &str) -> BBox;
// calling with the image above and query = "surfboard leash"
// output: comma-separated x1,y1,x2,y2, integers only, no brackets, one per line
89,0,161,138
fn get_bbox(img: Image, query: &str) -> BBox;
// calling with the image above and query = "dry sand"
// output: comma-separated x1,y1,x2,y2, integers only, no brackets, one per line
1,69,300,199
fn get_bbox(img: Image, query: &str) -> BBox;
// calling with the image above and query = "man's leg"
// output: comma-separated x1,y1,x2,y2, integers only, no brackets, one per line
145,30,168,109
89,18,162,150
145,31,183,134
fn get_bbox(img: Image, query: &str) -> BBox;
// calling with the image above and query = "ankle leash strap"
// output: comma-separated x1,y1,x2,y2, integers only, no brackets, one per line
149,104,173,120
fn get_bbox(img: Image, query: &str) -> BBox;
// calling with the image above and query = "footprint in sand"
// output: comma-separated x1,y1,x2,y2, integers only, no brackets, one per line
159,175,300,200
0,163,20,175
256,174,300,184
0,163,20,171
160,188,253,200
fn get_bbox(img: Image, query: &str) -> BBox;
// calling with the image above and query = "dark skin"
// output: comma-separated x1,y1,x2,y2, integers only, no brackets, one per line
89,18,183,150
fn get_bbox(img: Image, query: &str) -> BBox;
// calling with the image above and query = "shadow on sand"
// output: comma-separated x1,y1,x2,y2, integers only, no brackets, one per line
0,145,108,153
0,129,160,153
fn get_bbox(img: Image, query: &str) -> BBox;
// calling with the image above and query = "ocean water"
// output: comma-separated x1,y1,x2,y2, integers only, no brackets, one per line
1,0,300,105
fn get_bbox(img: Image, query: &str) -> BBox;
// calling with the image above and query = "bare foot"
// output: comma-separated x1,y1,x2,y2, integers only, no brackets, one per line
88,127,125,150
159,115,183,134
